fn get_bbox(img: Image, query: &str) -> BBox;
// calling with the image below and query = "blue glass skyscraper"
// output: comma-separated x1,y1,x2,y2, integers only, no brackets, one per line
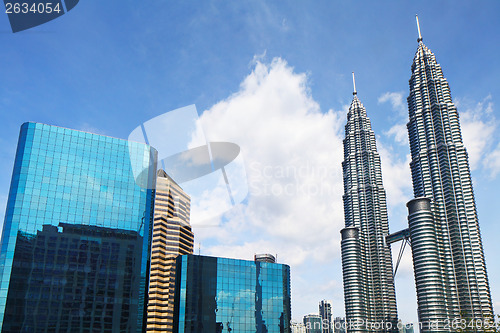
0,122,157,332
173,254,291,333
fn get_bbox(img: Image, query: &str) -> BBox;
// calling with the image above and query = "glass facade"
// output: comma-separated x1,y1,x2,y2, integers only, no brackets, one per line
174,254,291,333
0,122,157,332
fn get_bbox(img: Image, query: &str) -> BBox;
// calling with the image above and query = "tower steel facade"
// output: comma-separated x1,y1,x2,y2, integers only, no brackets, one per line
406,16,493,329
340,78,398,332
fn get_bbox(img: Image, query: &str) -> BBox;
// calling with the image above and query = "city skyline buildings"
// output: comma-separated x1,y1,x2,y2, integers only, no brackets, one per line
340,76,398,331
405,16,493,329
1,4,499,326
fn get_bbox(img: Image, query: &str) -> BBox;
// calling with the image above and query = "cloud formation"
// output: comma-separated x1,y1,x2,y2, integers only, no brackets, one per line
187,58,347,316
378,91,406,116
378,144,412,209
458,95,499,175
377,91,413,211
379,92,409,146
190,58,346,262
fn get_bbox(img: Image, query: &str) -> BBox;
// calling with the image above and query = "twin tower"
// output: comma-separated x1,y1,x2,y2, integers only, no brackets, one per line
340,16,494,332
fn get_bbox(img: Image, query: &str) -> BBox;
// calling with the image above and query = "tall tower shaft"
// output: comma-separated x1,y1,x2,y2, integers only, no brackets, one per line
406,16,493,328
147,170,194,332
341,79,398,332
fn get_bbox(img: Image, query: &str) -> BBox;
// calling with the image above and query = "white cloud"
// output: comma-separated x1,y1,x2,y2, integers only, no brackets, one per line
459,95,496,171
281,18,290,32
384,123,408,146
190,58,346,260
494,301,500,318
378,144,412,209
379,92,409,146
187,57,347,317
250,50,267,67
484,143,500,178
378,91,406,116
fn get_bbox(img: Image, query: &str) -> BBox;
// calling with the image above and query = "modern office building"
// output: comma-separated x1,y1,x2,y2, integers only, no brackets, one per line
0,122,157,332
319,300,332,333
340,76,398,332
147,170,193,332
405,17,493,330
303,314,322,333
173,253,291,333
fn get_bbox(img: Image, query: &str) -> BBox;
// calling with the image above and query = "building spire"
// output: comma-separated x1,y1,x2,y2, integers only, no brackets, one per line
352,72,357,95
416,14,423,42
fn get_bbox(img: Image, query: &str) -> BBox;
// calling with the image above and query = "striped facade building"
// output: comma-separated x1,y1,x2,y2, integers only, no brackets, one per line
147,170,194,332
340,81,398,332
405,17,494,331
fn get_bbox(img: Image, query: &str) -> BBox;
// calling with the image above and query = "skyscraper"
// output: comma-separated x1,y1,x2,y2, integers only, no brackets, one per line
147,170,193,332
173,254,291,333
319,300,332,333
340,75,398,332
0,122,157,332
405,16,493,329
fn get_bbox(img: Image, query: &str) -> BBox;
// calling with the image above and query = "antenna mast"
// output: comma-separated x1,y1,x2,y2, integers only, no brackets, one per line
416,14,423,42
352,72,357,95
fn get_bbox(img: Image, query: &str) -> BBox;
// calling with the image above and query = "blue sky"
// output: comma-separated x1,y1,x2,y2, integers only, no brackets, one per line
1,0,500,329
